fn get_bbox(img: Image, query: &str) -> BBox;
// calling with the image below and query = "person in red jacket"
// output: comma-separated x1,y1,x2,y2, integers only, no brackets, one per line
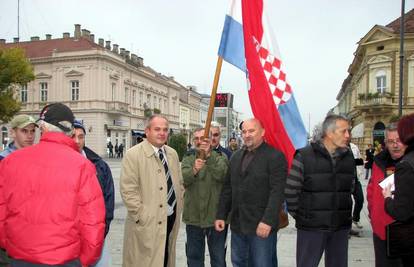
367,123,406,267
0,103,105,267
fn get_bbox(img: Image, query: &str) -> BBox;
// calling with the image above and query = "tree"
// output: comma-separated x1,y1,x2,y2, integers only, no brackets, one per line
168,133,187,161
0,47,35,122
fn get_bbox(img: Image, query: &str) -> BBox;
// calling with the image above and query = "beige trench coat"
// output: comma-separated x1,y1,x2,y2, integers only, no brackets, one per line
120,140,183,267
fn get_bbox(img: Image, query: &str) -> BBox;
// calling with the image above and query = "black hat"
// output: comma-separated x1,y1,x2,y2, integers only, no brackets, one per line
38,103,74,132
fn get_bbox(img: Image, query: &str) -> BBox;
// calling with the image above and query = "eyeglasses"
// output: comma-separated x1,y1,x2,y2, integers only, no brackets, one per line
212,133,220,137
386,139,402,145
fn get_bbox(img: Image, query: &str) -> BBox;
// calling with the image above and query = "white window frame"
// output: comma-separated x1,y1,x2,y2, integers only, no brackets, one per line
40,82,48,102
71,80,80,101
20,84,28,103
376,70,386,94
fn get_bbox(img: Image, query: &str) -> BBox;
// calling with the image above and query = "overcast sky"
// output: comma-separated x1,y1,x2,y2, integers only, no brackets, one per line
1,0,413,132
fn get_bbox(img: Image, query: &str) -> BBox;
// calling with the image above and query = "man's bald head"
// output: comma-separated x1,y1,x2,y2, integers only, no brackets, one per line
241,118,265,151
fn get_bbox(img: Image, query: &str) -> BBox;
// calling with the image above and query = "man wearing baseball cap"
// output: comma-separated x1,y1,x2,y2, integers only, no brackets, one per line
0,103,105,267
72,120,114,267
0,114,38,161
0,114,38,266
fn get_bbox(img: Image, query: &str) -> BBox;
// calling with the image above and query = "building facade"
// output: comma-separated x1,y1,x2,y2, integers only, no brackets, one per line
335,10,414,149
0,24,200,156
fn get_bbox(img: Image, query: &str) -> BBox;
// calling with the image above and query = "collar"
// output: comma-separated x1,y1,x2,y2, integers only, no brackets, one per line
152,144,165,155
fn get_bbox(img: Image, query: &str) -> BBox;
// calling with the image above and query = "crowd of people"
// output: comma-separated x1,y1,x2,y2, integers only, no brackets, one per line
0,105,413,267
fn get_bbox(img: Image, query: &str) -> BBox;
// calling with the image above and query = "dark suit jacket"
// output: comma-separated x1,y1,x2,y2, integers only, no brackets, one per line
216,142,287,235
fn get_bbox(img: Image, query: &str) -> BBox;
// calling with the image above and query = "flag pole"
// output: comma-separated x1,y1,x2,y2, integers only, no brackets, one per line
204,56,223,136
198,56,223,159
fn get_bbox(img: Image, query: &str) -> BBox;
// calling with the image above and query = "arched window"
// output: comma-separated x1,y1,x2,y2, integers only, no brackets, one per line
376,70,386,94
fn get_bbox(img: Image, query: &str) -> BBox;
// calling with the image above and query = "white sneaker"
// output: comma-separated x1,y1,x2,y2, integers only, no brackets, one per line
353,221,363,229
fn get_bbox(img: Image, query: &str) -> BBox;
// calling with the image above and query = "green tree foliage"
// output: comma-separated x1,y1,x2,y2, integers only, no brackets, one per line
0,47,35,122
168,133,187,161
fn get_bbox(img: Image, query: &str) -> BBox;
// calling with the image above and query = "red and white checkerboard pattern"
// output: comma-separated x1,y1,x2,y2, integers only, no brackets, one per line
253,38,292,106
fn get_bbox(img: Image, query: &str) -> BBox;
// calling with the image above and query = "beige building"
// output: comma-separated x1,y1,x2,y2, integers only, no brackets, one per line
0,24,201,156
335,9,414,149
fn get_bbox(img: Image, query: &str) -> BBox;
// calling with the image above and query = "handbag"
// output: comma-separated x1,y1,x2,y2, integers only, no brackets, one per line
386,218,414,257
278,208,289,229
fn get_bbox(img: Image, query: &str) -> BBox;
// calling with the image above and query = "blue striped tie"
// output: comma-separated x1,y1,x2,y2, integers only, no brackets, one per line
158,148,176,215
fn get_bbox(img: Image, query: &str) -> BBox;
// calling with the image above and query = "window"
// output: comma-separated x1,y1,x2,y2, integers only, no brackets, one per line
132,90,136,107
40,82,48,102
20,84,27,103
159,98,161,110
111,83,116,101
153,96,157,109
376,70,386,94
125,87,129,104
139,91,143,107
71,80,79,101
164,100,167,112
147,94,151,107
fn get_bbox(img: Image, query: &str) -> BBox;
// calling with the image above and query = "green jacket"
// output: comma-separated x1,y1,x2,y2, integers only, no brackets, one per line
181,150,228,227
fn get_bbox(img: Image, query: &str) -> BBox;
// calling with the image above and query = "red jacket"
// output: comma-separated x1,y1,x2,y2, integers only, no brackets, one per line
0,132,105,266
366,150,398,240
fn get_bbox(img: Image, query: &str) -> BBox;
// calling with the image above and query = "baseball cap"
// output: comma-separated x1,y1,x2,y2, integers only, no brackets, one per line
38,103,75,132
10,114,38,129
73,119,86,134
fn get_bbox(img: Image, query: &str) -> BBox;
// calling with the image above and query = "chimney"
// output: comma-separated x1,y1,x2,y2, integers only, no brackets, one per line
74,24,81,39
45,34,52,40
98,38,104,46
105,40,111,50
112,44,119,53
125,50,130,60
90,34,95,43
30,36,40,41
137,56,144,67
63,32,70,39
0,39,5,44
120,48,125,57
13,37,19,43
81,29,90,38
131,53,138,63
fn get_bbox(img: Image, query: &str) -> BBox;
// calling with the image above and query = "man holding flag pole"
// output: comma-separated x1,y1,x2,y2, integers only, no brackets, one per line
206,0,308,266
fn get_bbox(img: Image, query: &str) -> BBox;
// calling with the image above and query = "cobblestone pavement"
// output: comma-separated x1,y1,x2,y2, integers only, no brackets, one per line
107,158,374,267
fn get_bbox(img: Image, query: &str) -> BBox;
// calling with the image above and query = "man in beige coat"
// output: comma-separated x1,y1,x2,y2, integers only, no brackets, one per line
120,115,183,267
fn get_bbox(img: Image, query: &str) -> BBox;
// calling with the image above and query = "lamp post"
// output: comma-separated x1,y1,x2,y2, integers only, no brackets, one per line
398,0,405,117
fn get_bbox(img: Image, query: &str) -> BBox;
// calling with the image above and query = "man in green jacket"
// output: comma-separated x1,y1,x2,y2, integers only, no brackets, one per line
182,127,229,267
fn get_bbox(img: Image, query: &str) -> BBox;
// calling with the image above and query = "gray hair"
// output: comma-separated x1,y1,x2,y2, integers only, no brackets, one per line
210,121,221,132
145,114,169,129
39,120,73,137
385,123,398,139
321,114,349,138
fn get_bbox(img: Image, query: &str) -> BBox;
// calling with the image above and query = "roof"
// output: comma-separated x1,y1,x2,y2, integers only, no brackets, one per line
386,8,414,33
0,37,102,58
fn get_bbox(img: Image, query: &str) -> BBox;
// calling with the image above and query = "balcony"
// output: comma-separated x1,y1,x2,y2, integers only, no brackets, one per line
106,101,130,113
355,93,414,114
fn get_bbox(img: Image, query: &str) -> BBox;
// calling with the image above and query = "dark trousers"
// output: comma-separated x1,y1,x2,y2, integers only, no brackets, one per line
0,249,10,267
185,224,228,267
401,255,414,267
297,228,349,267
372,233,402,267
164,212,176,267
10,259,80,267
231,231,277,267
352,180,364,222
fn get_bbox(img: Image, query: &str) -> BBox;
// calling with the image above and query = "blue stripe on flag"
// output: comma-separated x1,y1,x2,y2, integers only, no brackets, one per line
218,15,246,72
278,96,308,149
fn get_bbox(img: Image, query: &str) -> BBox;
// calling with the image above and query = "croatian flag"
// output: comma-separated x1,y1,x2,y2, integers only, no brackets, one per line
218,0,307,166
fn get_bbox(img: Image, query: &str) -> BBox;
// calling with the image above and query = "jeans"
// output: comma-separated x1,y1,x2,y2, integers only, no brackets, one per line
185,224,228,267
231,231,277,267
